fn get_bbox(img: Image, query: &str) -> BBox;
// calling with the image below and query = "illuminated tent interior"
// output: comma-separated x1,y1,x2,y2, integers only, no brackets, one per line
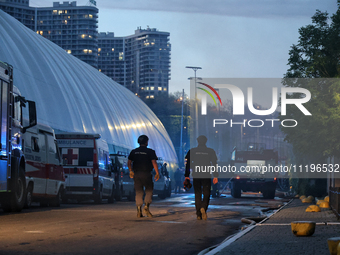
0,10,178,166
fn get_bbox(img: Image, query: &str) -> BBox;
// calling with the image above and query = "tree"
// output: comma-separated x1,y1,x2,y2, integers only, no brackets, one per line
280,3,340,160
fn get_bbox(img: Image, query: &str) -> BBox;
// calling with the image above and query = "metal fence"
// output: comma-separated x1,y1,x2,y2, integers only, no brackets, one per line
329,187,340,219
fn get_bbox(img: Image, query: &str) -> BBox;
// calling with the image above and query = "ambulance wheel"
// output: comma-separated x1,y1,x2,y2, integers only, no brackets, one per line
50,189,62,207
2,166,26,212
94,188,103,204
24,184,33,209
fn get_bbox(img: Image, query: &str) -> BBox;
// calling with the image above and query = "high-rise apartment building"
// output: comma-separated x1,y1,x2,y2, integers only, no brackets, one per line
0,1,171,97
0,1,98,68
98,27,171,98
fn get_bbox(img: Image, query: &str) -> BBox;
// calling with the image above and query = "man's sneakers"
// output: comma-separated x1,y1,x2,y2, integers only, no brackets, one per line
143,203,153,217
137,206,143,218
200,208,207,220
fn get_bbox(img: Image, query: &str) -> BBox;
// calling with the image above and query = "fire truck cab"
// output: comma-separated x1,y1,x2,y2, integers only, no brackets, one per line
0,61,37,212
56,133,114,203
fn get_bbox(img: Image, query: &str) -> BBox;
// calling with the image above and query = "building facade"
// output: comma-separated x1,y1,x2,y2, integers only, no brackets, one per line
0,1,171,97
98,27,171,98
0,1,98,68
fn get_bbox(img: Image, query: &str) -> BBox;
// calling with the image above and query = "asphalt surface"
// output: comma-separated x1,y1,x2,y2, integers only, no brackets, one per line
0,192,276,255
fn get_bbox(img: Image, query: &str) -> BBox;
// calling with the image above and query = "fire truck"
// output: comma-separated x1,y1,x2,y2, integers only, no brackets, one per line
0,61,37,212
230,143,278,199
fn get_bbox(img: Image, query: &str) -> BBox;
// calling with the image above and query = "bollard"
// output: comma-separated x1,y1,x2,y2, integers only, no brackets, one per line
305,205,321,212
307,195,314,201
327,237,340,255
319,201,330,209
302,197,313,203
317,200,325,205
291,221,316,236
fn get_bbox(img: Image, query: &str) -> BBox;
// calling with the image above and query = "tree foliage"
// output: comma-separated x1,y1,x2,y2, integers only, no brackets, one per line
280,3,340,161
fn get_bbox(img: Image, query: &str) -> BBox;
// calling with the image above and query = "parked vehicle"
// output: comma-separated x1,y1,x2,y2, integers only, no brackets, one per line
0,61,37,212
56,133,114,203
230,143,278,199
153,158,172,199
23,122,65,207
110,153,134,201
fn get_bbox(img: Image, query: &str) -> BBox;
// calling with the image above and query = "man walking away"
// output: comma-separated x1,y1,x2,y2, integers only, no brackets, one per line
185,135,218,220
128,135,160,218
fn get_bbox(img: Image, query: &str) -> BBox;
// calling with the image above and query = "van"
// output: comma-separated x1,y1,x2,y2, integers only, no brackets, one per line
153,158,172,199
23,122,65,207
56,133,114,203
110,153,134,201
112,154,172,200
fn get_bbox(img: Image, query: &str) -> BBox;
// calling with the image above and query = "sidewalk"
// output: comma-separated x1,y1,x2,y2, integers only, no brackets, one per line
208,198,340,255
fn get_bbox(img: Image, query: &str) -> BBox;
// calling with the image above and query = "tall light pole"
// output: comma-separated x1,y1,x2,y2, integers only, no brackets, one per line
186,66,201,139
179,89,184,167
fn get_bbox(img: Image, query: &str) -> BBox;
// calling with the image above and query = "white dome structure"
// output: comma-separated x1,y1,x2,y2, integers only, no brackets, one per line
0,10,178,165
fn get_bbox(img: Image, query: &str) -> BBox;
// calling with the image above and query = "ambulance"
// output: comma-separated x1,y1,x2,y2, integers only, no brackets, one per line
23,122,65,207
56,133,114,203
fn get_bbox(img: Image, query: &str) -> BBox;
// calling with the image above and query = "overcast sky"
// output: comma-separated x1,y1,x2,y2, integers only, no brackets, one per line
30,0,337,93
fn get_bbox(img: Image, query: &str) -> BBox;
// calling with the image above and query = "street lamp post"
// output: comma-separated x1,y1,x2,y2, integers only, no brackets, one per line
179,89,184,167
186,66,201,139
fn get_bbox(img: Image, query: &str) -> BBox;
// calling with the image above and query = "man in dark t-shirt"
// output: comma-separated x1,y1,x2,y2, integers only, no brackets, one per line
128,135,159,218
185,135,218,220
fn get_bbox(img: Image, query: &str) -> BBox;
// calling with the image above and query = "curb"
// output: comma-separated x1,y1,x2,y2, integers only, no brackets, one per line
200,198,294,255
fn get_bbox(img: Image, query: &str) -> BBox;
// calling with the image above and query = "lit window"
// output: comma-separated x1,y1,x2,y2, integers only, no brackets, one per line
58,10,62,15
98,48,101,52
146,87,149,90
135,93,138,96
131,80,134,84
141,87,144,90
39,31,43,35
53,10,57,14
64,20,67,24
146,96,150,99
65,10,67,14
99,69,101,72
159,48,162,50
119,52,124,60
150,95,154,99
67,50,71,54
163,88,167,91
89,50,92,53
111,48,114,52
150,87,154,90
158,87,162,91
84,14,88,18
89,35,92,38
81,34,86,39
151,42,155,45
83,49,89,54
89,14,93,18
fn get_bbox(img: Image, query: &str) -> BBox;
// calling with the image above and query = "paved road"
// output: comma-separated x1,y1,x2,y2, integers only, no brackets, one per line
0,192,279,255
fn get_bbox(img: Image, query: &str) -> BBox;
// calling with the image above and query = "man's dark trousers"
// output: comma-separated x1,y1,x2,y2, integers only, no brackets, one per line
134,171,153,206
193,178,211,216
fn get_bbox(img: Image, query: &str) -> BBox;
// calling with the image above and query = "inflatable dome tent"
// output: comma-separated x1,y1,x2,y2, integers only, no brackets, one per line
0,10,178,167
